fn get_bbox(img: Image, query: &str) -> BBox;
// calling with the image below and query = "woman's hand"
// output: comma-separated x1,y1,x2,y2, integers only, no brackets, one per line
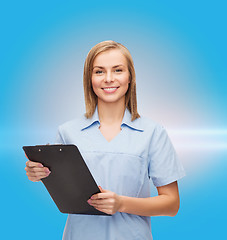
24,154,51,182
88,182,180,217
87,186,123,215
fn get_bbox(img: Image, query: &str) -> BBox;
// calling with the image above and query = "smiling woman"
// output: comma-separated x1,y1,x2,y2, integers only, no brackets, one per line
24,40,185,240
91,49,130,109
83,40,139,121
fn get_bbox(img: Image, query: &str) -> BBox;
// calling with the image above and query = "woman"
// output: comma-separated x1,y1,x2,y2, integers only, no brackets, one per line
25,40,185,239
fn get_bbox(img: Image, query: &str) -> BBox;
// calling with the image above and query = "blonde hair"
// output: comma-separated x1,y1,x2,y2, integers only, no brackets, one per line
83,40,140,121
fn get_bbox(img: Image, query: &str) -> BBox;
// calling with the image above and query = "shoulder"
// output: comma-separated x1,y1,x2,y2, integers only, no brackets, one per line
138,116,175,155
58,114,87,133
138,115,165,134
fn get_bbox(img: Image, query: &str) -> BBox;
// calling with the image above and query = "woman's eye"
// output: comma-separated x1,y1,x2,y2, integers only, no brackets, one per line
95,70,103,74
115,69,122,72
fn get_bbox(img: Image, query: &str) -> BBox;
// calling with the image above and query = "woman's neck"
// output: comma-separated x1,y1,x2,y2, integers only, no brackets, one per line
97,99,125,125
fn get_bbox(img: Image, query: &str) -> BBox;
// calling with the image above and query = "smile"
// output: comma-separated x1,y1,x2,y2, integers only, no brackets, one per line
102,87,119,93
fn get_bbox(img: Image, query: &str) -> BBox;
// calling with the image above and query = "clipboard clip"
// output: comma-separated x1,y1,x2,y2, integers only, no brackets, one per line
35,143,63,152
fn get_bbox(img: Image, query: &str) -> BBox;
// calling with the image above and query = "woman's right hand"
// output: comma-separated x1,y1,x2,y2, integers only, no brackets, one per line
25,159,51,182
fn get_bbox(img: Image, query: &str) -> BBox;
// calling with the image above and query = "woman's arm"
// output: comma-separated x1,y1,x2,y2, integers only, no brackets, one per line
88,181,180,217
119,181,180,217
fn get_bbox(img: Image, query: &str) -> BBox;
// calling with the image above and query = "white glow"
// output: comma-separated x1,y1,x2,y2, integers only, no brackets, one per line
167,129,227,151
168,129,227,135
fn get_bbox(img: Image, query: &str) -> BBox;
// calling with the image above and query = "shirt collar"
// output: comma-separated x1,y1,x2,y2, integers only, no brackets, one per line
121,108,144,132
81,107,144,132
81,107,100,131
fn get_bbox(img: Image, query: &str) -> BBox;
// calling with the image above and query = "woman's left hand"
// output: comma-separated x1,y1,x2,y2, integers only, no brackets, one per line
87,186,122,215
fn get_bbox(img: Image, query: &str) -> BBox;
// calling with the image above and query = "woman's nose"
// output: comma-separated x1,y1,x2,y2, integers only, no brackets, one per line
105,71,113,82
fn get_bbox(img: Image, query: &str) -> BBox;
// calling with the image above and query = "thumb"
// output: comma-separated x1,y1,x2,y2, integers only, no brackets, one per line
98,186,107,193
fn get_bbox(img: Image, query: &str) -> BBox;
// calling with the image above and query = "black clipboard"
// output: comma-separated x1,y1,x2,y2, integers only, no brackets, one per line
23,144,110,216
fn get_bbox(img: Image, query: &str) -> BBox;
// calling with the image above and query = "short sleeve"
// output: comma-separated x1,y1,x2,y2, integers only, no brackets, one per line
54,126,65,144
148,124,186,187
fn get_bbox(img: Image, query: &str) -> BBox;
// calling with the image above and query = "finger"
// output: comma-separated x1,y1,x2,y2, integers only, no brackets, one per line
89,203,112,210
88,198,115,210
88,198,112,205
26,169,50,176
95,207,113,215
91,192,112,200
25,167,50,177
91,187,108,199
27,171,50,179
26,167,51,175
98,186,108,193
26,161,43,168
25,166,50,173
27,176,44,182
91,192,107,199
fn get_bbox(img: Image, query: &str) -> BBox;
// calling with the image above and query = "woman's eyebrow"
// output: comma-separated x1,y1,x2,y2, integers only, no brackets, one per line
113,64,124,68
93,66,104,69
93,64,124,69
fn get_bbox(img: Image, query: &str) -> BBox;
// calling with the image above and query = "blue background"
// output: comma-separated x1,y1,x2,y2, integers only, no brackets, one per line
1,0,226,239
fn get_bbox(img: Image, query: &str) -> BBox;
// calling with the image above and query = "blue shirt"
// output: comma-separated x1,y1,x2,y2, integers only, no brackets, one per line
55,107,186,240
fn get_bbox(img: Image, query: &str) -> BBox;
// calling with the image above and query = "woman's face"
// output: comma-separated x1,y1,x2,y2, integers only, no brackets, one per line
91,49,130,105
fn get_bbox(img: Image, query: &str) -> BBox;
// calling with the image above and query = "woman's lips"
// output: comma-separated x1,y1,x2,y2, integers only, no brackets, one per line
102,87,119,93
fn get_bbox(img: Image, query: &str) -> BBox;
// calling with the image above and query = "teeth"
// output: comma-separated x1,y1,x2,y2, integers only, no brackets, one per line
103,87,117,90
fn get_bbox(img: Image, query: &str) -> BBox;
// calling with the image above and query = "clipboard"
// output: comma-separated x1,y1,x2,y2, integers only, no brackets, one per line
23,144,110,216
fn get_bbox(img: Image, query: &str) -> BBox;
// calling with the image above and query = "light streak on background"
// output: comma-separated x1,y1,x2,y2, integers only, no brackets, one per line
168,129,227,150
